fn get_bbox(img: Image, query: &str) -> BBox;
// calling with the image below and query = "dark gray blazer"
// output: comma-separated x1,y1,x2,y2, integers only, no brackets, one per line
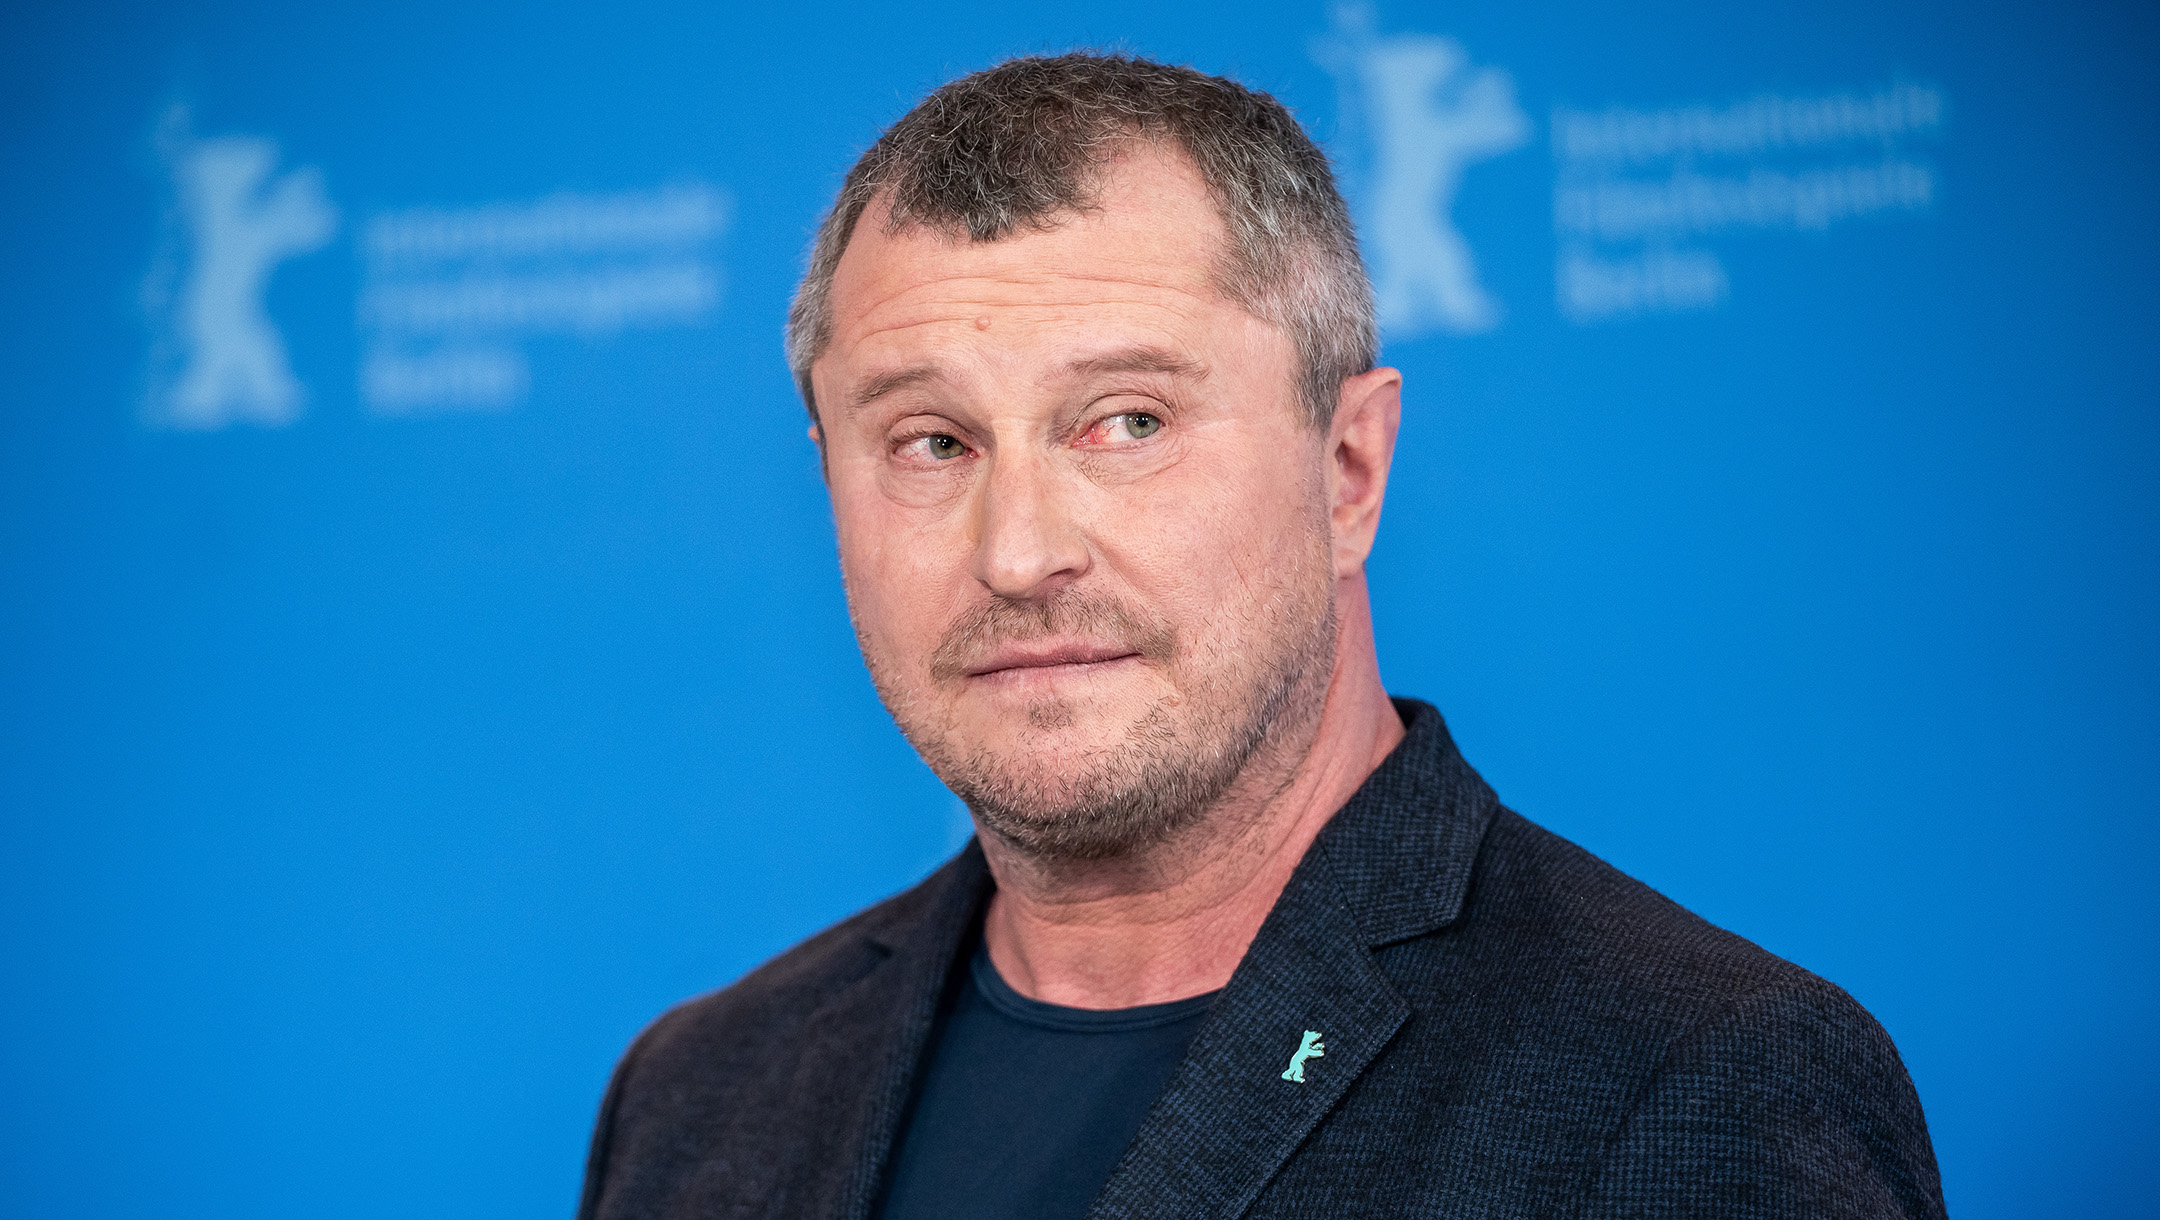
578,700,1946,1219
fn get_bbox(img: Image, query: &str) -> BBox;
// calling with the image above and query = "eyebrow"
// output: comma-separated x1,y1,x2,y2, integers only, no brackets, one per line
845,365,941,412
1065,346,1206,382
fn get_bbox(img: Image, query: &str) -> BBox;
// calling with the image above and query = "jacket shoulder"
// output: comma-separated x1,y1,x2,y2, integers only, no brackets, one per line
1405,811,1942,1216
1372,808,1922,1139
1461,808,1838,1011
622,853,964,1079
578,852,980,1220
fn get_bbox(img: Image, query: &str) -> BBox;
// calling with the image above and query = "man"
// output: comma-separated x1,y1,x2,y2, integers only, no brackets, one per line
578,54,1945,1220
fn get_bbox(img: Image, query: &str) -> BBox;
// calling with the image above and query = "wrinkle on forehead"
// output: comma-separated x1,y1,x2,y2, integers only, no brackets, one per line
815,145,1286,415
843,295,1218,354
836,261,1223,341
844,342,1209,414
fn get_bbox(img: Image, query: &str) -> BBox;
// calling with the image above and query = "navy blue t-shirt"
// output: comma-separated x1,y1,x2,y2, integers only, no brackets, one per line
875,938,1218,1220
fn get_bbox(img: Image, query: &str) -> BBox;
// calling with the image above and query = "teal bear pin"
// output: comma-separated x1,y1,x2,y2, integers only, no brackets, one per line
1281,1030,1326,1082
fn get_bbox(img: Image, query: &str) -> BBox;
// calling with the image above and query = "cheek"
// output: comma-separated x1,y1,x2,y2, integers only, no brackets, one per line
832,480,964,660
1097,436,1323,618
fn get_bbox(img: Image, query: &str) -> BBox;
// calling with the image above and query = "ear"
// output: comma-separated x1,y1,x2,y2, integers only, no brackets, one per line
1325,367,1403,577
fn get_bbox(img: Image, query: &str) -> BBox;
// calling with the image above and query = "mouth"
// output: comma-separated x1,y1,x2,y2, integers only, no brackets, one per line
963,640,1144,681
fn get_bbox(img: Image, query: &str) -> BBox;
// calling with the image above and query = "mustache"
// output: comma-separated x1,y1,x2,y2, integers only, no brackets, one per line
928,591,1178,684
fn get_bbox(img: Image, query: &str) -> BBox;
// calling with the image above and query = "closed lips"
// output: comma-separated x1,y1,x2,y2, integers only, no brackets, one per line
964,642,1141,677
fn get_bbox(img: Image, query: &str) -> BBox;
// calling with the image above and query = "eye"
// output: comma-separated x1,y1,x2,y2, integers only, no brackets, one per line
1083,411,1164,445
898,432,969,462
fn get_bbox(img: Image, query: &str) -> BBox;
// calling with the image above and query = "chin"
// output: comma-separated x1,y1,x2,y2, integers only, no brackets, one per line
958,686,1159,750
912,670,1290,861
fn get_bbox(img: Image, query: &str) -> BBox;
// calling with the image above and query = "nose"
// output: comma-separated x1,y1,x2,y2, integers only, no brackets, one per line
970,447,1091,599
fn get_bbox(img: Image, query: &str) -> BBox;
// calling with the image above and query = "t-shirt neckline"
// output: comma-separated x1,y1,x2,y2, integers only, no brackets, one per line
968,940,1220,1034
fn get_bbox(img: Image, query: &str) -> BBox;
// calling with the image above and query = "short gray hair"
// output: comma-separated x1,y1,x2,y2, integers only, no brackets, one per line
784,52,1377,428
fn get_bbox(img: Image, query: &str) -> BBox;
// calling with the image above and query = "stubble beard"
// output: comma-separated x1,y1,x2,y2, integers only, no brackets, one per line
855,533,1340,864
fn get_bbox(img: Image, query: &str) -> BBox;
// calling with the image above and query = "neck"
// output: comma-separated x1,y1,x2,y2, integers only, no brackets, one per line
976,573,1404,1008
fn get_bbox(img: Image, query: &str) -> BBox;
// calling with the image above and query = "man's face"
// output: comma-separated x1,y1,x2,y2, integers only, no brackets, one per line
811,143,1340,859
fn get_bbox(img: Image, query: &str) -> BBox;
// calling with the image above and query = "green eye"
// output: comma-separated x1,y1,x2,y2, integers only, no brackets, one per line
926,434,966,460
1125,413,1161,438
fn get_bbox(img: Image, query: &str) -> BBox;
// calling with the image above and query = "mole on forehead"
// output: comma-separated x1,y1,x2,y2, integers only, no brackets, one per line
850,261,1218,307
840,290,1219,349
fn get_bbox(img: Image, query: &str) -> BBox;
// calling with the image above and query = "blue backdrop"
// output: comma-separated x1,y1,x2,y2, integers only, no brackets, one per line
2,1,2154,1216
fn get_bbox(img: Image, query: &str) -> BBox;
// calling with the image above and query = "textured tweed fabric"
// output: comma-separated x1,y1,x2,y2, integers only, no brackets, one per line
578,700,1946,1219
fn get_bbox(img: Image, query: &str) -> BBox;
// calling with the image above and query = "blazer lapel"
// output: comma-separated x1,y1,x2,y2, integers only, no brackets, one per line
765,703,1489,1220
1085,854,1411,1220
764,844,991,1220
1085,700,1495,1220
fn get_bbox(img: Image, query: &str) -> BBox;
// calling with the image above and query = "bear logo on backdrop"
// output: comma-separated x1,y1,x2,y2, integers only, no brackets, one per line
1315,4,1530,336
134,11,1946,431
142,106,337,431
138,106,726,433
1319,5,1947,333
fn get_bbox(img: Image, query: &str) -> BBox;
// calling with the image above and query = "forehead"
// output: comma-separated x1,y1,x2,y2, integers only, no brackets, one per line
818,144,1252,382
